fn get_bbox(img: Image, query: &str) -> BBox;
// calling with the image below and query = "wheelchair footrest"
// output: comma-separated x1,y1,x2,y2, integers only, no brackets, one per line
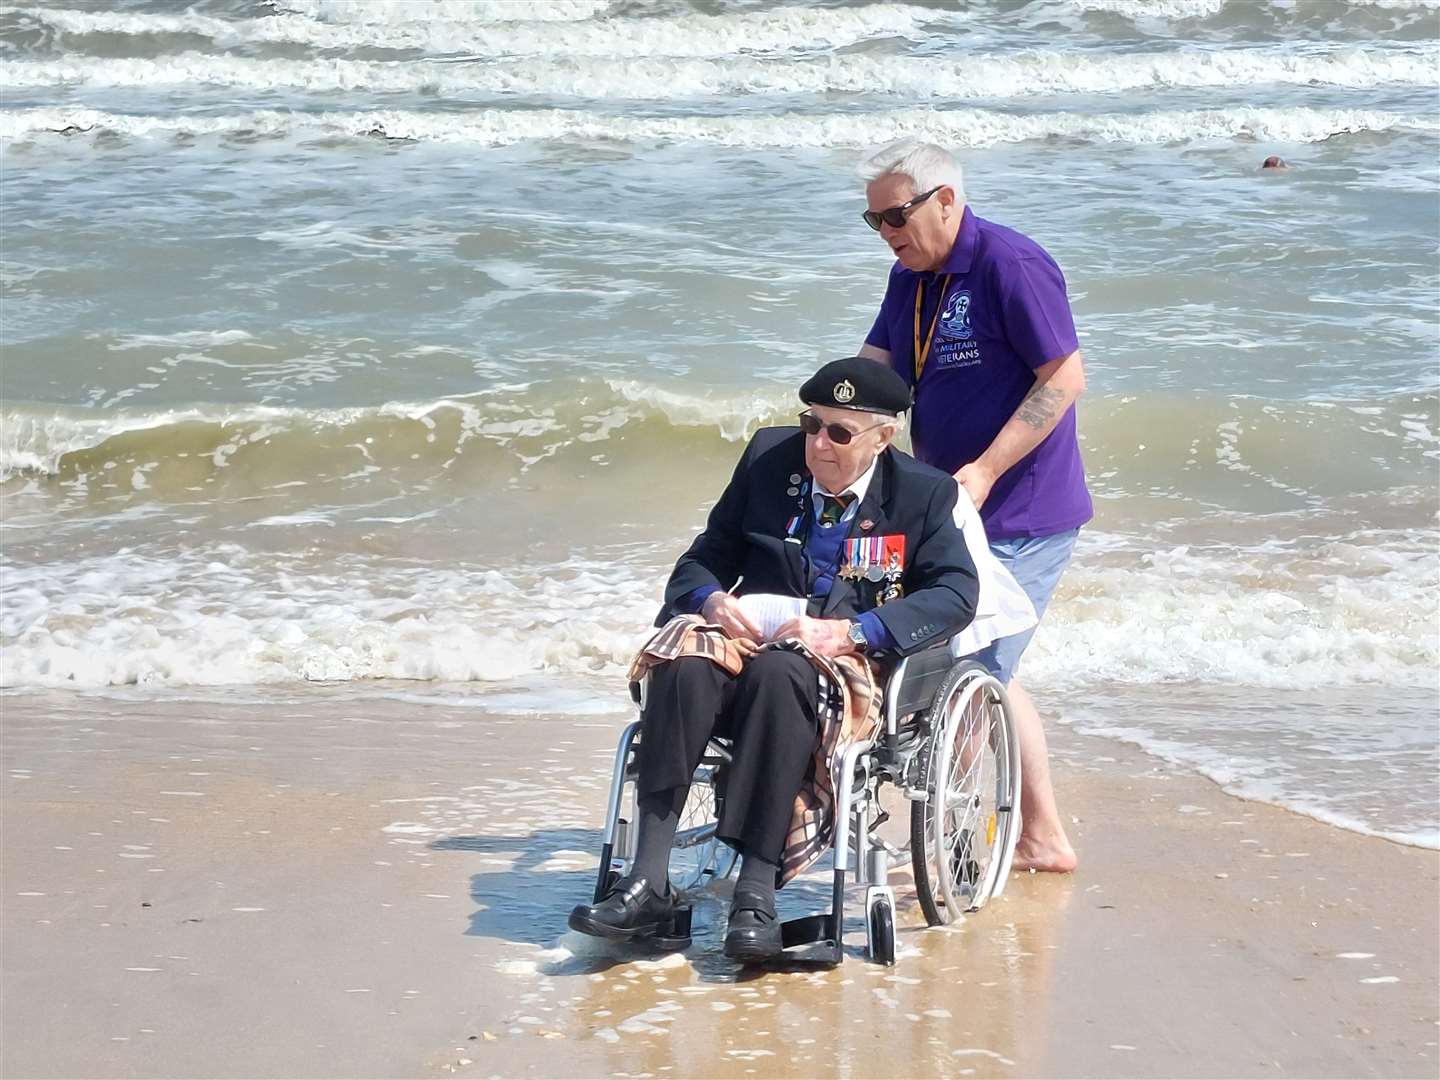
650,905,693,952
779,913,831,948
779,913,842,965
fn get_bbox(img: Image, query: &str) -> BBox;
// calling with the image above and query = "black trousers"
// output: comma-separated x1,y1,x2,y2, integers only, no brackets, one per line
636,650,820,866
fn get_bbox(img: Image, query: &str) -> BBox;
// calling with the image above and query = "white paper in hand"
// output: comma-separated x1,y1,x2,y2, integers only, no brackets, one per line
734,593,806,641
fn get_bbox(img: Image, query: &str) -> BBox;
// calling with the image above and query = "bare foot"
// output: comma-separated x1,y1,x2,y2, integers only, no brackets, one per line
1011,835,1078,874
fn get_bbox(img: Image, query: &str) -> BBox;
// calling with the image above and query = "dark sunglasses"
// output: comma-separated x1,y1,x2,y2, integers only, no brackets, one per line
862,186,942,231
799,411,886,445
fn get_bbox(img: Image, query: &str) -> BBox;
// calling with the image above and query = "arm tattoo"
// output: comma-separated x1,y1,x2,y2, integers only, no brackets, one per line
1017,383,1067,431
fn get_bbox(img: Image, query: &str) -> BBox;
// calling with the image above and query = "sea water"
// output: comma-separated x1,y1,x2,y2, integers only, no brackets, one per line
1,0,1436,846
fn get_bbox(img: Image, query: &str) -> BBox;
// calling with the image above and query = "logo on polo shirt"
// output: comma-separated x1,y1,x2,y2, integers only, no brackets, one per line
939,289,973,340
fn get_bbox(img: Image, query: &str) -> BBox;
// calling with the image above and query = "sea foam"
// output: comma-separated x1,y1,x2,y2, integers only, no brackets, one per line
5,47,1435,99
0,548,661,689
268,0,618,23
2,525,1433,693
4,106,1433,150
4,4,938,59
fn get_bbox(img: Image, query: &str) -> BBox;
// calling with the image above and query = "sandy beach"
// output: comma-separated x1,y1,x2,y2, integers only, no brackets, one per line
2,689,1435,1079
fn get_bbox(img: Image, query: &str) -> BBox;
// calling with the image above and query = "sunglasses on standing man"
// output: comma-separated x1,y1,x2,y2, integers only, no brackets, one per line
861,186,943,231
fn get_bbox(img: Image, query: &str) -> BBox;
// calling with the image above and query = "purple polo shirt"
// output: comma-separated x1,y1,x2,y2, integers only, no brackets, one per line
865,208,1092,539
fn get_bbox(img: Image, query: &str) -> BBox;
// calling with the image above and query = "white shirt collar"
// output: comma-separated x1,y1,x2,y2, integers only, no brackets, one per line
811,455,878,521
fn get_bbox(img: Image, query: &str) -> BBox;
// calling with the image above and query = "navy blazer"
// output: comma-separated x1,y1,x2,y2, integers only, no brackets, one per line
658,427,979,657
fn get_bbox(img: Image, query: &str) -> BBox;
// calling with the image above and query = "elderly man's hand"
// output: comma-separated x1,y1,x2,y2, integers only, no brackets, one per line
770,615,855,658
700,591,762,655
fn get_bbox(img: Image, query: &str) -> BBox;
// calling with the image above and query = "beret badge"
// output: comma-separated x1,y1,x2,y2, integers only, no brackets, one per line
832,379,856,404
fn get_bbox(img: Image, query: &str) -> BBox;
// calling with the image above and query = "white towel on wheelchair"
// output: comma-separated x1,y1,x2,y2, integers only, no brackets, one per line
733,485,1034,658
948,483,1037,661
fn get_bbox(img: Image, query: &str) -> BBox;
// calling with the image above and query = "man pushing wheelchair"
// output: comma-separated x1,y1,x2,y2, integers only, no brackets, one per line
569,358,979,964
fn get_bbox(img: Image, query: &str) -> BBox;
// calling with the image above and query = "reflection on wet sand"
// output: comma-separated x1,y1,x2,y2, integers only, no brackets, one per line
566,867,1076,1077
441,768,1079,1077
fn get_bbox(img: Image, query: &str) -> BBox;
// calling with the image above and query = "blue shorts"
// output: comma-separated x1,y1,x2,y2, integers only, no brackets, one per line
972,528,1079,686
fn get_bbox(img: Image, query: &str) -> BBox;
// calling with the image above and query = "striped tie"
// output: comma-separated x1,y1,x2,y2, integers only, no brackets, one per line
817,492,856,528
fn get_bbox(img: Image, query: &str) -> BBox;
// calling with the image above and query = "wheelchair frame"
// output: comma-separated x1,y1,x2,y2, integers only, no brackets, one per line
591,643,1022,966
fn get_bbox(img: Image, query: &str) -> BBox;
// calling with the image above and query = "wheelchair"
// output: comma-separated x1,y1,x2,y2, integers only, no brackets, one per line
589,643,1022,966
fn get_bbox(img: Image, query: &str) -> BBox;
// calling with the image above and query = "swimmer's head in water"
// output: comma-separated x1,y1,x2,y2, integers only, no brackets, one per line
1261,156,1289,170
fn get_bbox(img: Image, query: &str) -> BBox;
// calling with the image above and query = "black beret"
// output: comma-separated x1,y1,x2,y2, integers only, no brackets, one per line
799,357,912,416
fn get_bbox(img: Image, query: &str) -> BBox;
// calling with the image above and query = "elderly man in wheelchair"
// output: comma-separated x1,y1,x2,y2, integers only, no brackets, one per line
569,358,1026,966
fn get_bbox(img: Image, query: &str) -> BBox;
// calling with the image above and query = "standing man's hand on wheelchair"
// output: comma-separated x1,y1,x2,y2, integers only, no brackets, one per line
700,591,763,657
770,615,857,658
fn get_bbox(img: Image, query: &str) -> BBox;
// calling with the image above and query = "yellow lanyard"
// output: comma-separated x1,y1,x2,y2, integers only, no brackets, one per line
912,273,952,383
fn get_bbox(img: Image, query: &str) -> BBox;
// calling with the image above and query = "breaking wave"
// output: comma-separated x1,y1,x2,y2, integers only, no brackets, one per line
268,0,618,22
3,4,939,59
4,46,1435,100
5,105,1433,149
0,380,796,482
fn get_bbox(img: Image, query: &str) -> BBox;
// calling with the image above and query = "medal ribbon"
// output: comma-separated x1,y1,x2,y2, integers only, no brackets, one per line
912,272,952,383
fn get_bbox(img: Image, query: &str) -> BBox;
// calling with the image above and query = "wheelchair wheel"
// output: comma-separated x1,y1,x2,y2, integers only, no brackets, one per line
910,662,1021,926
667,751,737,893
867,894,896,966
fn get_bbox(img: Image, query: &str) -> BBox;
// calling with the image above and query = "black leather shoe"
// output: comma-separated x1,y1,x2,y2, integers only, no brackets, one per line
723,889,782,963
568,875,676,942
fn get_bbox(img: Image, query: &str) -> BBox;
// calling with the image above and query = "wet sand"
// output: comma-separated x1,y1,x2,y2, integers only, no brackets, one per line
2,690,1436,1079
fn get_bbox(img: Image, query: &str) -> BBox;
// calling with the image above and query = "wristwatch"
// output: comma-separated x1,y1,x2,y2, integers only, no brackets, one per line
846,620,868,652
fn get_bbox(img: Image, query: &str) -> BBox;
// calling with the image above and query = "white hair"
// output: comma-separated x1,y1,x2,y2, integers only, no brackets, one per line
870,409,906,434
856,138,965,203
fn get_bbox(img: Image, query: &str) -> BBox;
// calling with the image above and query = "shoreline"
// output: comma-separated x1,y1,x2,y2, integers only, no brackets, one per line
2,691,1436,1078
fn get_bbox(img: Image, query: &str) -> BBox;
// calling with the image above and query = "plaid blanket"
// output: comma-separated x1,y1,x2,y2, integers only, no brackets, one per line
627,615,882,885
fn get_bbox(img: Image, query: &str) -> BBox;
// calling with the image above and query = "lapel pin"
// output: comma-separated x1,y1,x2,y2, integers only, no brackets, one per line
859,519,874,532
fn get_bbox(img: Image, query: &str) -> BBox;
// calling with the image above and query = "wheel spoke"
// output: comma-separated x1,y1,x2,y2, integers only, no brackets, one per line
931,685,1005,913
913,672,1017,926
669,780,720,890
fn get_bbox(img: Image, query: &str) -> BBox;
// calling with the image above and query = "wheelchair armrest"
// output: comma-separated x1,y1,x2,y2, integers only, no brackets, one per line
884,642,957,720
